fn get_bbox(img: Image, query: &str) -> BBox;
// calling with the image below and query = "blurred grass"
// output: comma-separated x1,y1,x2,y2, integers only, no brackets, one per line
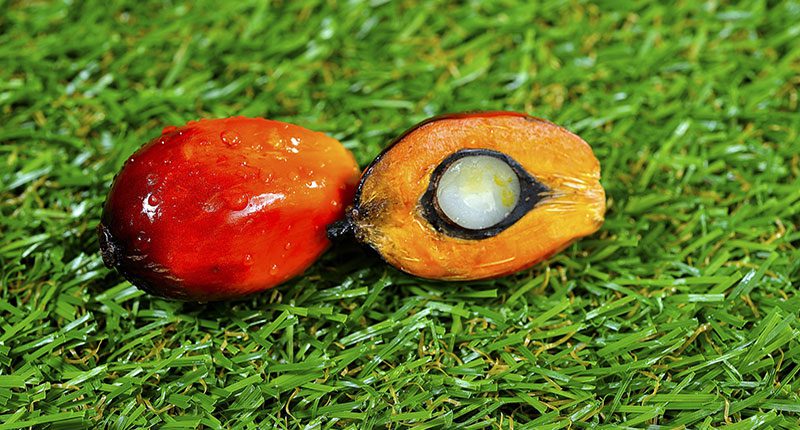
1,0,799,428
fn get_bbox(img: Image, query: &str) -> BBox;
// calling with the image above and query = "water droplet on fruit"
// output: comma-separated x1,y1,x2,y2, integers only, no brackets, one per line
162,125,178,135
135,232,151,251
243,254,254,266
146,174,159,187
224,193,249,210
269,264,280,275
290,137,300,146
199,140,211,146
331,200,339,207
142,193,160,221
284,242,292,250
220,131,241,147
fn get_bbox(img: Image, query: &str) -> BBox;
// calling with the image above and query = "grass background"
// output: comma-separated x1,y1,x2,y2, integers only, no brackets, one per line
1,0,799,428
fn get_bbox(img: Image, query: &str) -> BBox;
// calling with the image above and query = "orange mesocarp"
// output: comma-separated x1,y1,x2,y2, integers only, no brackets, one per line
333,111,605,280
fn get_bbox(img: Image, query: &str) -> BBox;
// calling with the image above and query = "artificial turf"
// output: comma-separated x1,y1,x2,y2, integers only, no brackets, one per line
1,0,799,428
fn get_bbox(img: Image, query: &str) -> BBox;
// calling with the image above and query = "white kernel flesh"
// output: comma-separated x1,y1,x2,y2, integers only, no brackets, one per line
435,155,520,230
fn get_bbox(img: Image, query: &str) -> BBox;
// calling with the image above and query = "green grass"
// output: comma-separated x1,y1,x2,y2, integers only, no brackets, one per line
1,0,799,428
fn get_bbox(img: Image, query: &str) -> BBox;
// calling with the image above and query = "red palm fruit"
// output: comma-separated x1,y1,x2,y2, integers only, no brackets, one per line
98,117,360,301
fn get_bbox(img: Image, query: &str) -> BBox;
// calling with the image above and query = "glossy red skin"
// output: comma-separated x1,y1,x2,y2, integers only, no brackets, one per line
98,117,359,301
